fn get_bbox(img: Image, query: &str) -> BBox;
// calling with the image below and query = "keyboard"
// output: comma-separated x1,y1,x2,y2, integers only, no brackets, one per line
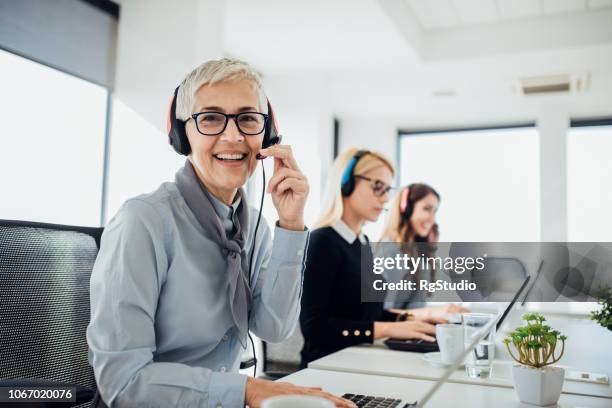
341,393,413,408
383,337,439,353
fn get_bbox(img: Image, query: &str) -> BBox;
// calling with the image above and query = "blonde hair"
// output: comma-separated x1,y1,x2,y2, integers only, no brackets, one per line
314,148,395,229
381,191,404,242
176,57,267,120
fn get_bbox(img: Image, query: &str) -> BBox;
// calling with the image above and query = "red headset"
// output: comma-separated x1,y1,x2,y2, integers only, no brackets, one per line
400,185,414,219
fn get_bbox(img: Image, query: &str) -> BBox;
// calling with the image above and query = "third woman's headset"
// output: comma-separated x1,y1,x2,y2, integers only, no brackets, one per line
399,184,415,219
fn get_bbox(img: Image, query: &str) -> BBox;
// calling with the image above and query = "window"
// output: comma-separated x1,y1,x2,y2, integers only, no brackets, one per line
0,49,107,226
568,123,612,241
398,126,540,242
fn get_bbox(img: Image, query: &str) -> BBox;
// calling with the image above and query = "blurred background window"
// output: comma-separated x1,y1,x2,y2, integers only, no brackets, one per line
398,126,540,242
0,49,108,226
568,122,612,242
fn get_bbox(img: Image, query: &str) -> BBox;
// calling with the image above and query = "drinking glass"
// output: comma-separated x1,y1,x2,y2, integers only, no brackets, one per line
462,313,496,379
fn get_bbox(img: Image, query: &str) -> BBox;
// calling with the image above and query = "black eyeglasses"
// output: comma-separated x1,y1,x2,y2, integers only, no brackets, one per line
355,175,394,197
190,111,269,136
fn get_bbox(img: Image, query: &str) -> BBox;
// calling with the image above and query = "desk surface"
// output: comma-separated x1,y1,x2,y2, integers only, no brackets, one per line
309,345,612,399
308,310,612,399
283,368,612,408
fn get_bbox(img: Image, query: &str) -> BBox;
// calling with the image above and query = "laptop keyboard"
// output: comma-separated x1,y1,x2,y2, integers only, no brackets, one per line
341,394,404,408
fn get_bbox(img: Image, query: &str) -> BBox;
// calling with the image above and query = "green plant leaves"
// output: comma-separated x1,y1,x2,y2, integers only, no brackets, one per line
504,312,567,368
590,286,612,331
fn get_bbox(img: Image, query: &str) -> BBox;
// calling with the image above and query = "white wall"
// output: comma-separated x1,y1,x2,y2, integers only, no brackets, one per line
251,74,335,230
104,0,226,222
113,0,224,132
104,99,184,221
538,102,569,241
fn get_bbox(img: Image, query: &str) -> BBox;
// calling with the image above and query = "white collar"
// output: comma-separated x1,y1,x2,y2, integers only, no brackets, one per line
332,219,367,244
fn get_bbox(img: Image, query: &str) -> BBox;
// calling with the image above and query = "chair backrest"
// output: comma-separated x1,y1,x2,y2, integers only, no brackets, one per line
263,325,304,376
465,256,527,302
0,219,103,394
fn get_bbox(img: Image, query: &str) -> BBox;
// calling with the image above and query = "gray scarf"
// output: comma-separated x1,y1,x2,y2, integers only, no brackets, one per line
175,159,252,343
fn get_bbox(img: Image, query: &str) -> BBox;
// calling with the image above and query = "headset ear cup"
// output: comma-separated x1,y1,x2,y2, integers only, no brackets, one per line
404,202,413,219
341,178,354,197
173,125,190,156
262,100,279,149
340,150,368,197
168,86,191,156
402,185,414,219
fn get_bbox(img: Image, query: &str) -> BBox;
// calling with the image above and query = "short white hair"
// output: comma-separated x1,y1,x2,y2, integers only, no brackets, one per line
176,58,268,121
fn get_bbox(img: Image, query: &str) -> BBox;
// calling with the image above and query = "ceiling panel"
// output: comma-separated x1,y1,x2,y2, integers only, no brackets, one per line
496,0,542,19
542,0,587,14
452,0,499,24
406,0,460,29
588,0,612,9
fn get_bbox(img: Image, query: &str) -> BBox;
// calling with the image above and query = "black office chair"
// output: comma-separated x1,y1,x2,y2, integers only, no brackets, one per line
260,325,304,380
0,219,103,407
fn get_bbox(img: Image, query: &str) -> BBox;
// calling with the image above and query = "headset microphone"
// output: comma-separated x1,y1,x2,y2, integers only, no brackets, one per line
256,135,282,160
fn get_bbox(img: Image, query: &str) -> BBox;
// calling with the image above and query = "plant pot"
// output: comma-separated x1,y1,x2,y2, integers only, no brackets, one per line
511,365,565,406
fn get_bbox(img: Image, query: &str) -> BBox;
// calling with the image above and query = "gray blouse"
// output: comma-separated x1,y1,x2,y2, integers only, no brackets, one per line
87,181,308,408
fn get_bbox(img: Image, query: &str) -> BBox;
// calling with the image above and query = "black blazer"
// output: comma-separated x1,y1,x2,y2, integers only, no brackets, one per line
300,226,397,367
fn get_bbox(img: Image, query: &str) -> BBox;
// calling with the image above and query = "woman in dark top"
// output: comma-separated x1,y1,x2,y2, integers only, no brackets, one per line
300,148,447,367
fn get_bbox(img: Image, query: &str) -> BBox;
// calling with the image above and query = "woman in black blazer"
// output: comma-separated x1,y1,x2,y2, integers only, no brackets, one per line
300,148,450,367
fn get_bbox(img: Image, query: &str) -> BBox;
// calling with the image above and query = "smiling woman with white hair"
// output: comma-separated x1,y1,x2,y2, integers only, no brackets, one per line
87,58,355,408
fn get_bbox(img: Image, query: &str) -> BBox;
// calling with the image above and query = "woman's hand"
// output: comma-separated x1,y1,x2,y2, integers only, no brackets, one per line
374,319,444,341
245,377,357,408
411,304,468,321
259,145,309,231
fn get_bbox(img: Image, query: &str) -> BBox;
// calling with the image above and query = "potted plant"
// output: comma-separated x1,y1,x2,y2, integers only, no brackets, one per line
590,286,611,331
504,313,567,406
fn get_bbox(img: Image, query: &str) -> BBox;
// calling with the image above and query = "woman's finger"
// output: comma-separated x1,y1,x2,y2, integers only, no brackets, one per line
311,390,357,408
417,332,436,342
414,321,436,334
426,316,449,325
267,168,305,193
274,177,308,195
260,145,300,171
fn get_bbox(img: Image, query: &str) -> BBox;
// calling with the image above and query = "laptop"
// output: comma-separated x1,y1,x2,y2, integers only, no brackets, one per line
343,277,529,407
384,275,530,353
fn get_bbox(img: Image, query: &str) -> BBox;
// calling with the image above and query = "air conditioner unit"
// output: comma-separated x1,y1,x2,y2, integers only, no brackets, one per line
513,73,590,96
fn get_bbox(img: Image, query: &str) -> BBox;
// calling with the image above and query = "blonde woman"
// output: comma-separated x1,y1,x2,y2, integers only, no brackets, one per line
299,149,446,367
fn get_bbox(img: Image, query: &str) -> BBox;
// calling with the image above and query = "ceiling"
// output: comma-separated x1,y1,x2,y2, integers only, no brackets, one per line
222,0,612,127
406,0,612,29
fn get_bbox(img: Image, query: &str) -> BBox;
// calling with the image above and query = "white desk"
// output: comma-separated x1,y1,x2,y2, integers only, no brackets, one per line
283,368,612,408
308,345,612,399
308,310,612,399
